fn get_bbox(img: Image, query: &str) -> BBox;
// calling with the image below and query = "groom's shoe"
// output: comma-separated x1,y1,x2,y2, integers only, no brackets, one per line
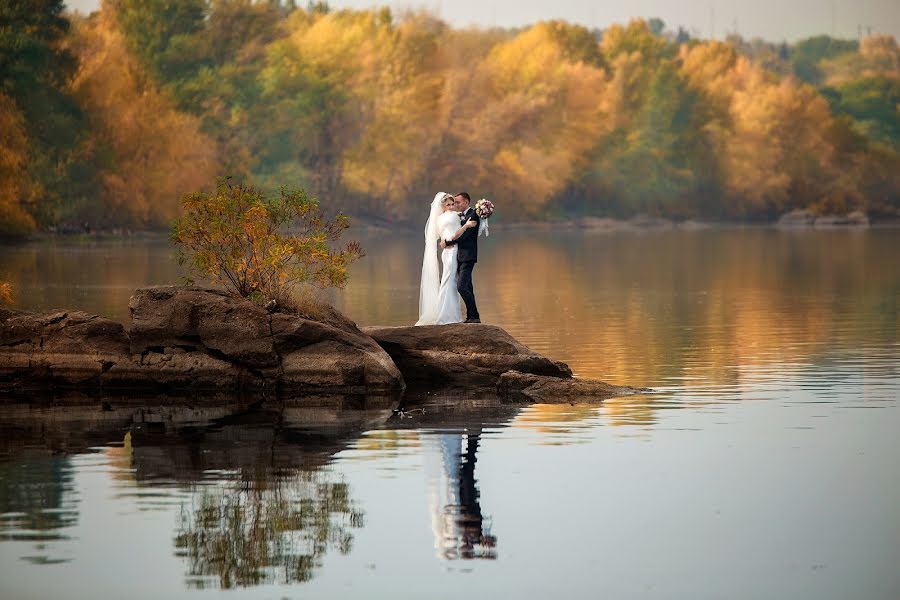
464,318,481,323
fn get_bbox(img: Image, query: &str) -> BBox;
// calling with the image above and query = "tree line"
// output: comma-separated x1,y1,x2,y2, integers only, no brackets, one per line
1,0,898,237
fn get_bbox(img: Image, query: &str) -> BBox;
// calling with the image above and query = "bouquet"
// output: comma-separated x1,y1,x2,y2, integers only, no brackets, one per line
474,198,494,237
475,198,494,219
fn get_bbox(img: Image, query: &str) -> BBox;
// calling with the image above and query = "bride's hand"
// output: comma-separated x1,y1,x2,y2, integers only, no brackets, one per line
464,218,477,228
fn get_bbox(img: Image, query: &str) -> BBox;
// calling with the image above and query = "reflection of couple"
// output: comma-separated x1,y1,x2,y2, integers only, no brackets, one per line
425,432,497,560
415,192,484,326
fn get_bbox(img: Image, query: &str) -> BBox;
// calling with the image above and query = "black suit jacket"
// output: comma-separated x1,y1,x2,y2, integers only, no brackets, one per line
446,207,479,263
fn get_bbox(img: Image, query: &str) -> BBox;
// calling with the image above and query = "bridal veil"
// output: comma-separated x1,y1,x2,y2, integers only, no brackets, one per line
415,192,447,326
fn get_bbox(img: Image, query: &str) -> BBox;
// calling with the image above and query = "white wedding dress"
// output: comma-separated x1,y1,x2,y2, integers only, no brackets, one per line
416,193,463,326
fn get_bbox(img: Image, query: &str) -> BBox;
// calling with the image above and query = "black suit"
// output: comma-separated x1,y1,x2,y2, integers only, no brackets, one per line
445,207,480,320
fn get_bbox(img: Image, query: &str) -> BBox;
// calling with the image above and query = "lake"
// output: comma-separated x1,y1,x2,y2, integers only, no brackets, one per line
1,227,899,599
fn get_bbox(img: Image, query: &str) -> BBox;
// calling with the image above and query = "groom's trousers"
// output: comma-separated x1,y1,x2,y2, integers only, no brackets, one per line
457,260,479,321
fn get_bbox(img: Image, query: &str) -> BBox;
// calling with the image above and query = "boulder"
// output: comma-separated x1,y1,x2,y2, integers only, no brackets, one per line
497,370,650,403
362,324,572,387
1,287,404,395
776,209,818,228
128,286,404,394
777,209,870,228
0,309,138,387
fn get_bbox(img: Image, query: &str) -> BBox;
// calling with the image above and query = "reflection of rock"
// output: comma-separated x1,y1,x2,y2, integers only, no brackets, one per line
0,393,261,457
362,324,572,387
0,393,386,588
128,395,397,481
0,286,404,395
497,370,649,403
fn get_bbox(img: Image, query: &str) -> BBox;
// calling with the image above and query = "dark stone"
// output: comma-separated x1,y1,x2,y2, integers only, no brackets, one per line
0,310,133,387
362,324,573,387
1,286,404,395
497,370,650,403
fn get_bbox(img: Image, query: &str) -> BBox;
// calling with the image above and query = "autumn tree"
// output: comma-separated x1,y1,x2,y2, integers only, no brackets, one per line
66,6,217,227
0,93,37,236
171,179,363,308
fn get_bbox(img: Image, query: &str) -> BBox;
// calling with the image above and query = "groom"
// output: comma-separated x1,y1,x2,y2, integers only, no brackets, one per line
441,192,480,323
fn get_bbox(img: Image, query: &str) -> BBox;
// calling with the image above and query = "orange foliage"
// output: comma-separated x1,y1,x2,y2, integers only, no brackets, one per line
0,281,12,305
66,8,217,227
0,93,37,237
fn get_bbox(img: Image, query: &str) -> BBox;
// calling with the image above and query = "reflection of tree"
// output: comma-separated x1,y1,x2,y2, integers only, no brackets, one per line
174,471,364,589
0,456,78,565
0,457,78,542
428,433,497,560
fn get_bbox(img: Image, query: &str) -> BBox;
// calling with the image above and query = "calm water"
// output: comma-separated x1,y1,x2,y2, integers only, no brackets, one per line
1,227,899,599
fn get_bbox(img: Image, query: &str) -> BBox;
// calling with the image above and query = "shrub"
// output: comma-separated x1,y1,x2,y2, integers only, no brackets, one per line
171,178,364,307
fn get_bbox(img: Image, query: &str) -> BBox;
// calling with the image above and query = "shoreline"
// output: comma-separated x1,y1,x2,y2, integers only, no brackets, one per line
2,213,897,243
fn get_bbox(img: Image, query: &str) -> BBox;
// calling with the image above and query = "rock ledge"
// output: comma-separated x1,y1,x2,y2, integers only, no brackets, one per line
0,287,404,395
363,324,572,387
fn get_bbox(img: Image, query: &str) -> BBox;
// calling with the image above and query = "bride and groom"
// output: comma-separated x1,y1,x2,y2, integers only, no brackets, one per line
415,192,484,326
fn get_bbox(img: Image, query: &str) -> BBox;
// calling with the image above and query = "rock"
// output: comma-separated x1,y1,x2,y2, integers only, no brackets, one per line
813,211,870,228
777,209,870,228
1,286,404,395
0,310,133,387
129,287,278,368
497,370,650,403
362,324,572,387
127,286,403,394
777,209,818,228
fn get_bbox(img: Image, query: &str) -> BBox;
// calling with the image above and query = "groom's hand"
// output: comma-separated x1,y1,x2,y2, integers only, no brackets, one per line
439,239,446,249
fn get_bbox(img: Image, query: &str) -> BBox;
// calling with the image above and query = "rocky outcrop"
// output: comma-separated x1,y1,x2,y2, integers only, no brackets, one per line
0,287,404,395
497,370,650,403
362,324,572,387
0,309,147,388
777,209,870,228
128,287,403,394
2,289,647,403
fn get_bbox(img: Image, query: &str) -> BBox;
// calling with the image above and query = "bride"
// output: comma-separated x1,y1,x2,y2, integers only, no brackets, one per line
416,192,478,326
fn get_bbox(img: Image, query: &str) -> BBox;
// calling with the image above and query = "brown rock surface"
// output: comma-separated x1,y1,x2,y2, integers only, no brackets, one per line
0,309,134,386
1,287,404,395
497,370,650,403
362,324,573,387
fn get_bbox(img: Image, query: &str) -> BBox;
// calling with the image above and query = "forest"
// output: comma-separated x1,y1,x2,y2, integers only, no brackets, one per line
1,0,898,237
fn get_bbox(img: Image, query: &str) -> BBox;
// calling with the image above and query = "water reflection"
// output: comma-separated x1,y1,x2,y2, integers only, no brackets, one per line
1,229,898,598
426,433,496,560
175,471,364,589
0,397,394,588
0,457,78,566
5,229,898,431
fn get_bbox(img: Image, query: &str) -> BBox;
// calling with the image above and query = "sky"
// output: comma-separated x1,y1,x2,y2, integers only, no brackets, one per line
65,0,900,42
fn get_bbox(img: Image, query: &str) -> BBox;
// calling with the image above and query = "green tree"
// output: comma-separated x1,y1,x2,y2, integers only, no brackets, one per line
825,75,900,149
109,0,207,80
0,0,92,229
791,35,858,84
